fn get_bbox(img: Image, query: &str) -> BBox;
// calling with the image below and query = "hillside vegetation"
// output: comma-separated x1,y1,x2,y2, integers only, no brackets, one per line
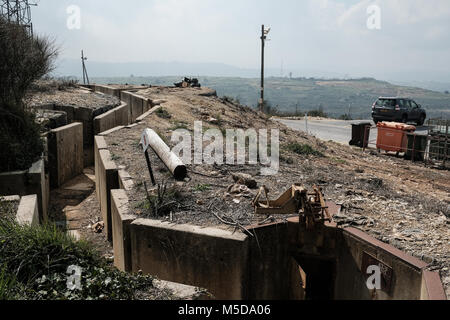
92,76,450,119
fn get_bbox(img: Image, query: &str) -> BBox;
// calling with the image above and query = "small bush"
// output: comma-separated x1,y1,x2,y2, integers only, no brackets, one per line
156,108,171,119
0,106,44,172
286,143,324,157
141,183,183,218
306,109,328,118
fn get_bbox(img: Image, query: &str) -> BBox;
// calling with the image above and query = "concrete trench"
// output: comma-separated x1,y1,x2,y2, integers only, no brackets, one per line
107,182,446,300
3,84,443,300
87,85,446,300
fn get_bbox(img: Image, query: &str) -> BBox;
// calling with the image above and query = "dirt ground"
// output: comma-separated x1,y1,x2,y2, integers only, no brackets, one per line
26,80,120,109
102,86,449,297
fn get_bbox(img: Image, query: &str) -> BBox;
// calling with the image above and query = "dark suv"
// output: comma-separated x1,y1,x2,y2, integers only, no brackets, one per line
372,97,427,126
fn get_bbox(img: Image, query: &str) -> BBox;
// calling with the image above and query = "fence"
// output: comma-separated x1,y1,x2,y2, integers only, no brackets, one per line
361,120,449,169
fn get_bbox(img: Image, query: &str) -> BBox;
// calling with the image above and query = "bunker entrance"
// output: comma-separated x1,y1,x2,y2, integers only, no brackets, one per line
294,257,336,300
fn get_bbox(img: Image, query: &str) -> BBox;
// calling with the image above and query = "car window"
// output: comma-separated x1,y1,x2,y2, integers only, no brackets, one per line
376,99,395,107
404,100,412,109
411,101,419,108
399,99,406,107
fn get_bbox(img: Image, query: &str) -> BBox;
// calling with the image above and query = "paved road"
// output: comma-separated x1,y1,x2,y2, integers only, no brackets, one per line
276,118,429,146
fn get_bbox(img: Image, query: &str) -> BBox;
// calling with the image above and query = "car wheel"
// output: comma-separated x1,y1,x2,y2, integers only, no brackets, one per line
401,115,408,124
417,115,425,126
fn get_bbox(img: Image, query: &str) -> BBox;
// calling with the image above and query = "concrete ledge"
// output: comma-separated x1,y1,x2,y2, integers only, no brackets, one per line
130,218,249,300
136,105,162,122
94,136,108,200
421,270,447,300
48,122,84,188
99,126,126,136
343,227,428,270
111,189,136,272
118,169,134,191
16,194,39,226
96,149,119,241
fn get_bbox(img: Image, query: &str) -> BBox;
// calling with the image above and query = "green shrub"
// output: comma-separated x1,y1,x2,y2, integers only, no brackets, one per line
285,143,324,157
0,219,157,300
155,108,171,119
0,16,57,173
0,106,44,172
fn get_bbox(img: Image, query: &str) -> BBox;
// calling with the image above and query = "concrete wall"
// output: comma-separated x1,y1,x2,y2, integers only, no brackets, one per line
335,227,428,300
111,189,136,272
121,91,150,123
130,219,249,300
93,103,129,135
0,158,49,223
95,147,119,241
245,222,293,300
421,270,447,300
16,194,39,226
48,122,84,188
94,85,120,98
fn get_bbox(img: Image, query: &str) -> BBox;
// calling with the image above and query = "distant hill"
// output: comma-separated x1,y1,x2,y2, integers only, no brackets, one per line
90,76,450,119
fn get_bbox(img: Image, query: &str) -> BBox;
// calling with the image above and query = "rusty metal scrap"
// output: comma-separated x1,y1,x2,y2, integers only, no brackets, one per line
252,184,332,228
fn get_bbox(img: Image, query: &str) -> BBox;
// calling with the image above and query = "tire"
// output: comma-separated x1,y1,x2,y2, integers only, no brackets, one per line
401,115,408,124
417,115,425,126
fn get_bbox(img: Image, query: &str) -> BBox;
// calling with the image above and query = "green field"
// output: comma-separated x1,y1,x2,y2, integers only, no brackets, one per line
91,76,450,119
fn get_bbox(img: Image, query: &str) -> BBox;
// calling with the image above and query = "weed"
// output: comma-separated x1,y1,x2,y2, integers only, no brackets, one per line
193,184,211,192
330,157,347,165
110,153,121,161
285,143,324,157
170,121,190,131
155,108,171,119
142,182,183,218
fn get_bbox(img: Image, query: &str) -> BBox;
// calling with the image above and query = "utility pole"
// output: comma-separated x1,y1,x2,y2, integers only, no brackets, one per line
81,50,90,85
259,24,270,112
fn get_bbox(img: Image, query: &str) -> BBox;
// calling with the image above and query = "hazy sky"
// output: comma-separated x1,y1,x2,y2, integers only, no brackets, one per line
31,0,450,81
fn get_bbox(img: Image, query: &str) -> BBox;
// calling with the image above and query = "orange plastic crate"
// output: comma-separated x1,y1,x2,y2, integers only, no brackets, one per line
376,122,416,153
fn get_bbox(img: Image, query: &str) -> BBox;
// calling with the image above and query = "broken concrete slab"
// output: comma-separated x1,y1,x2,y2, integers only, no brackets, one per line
16,194,39,226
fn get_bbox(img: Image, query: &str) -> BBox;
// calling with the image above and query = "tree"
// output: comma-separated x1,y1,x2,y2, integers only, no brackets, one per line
0,17,58,172
0,17,58,106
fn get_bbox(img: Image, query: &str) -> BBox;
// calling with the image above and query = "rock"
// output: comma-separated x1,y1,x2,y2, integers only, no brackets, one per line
207,117,219,125
232,173,257,189
92,221,104,233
